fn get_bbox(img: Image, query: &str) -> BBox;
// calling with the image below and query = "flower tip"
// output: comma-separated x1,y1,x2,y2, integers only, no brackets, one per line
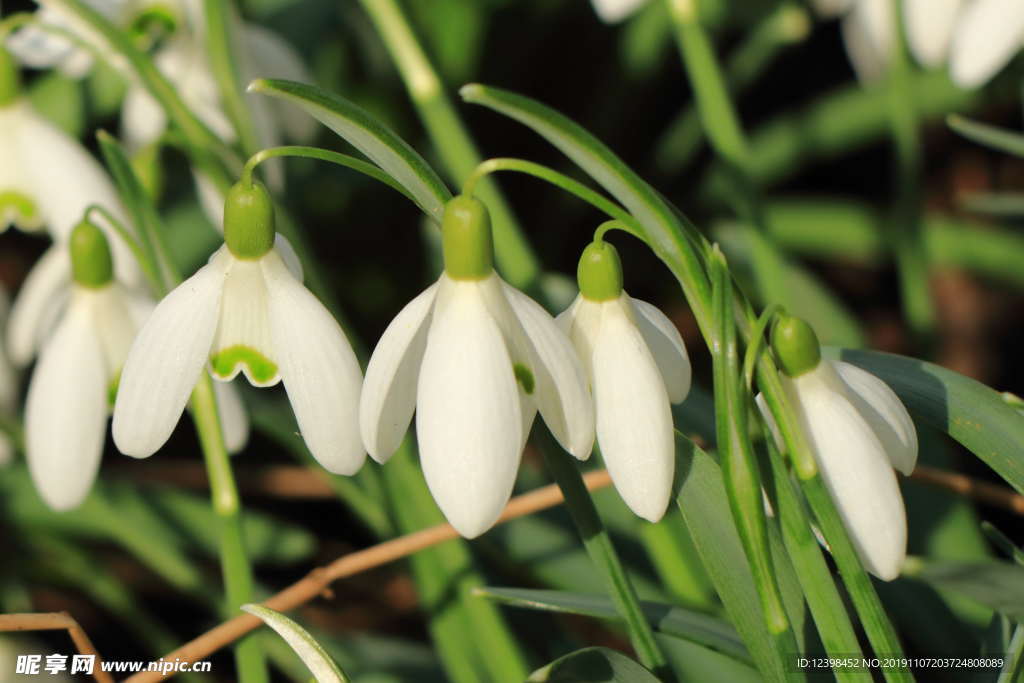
458,83,483,101
246,78,267,94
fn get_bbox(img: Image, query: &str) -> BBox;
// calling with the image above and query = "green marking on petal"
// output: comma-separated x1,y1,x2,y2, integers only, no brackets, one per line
108,370,121,408
513,362,535,395
211,345,279,385
0,191,41,229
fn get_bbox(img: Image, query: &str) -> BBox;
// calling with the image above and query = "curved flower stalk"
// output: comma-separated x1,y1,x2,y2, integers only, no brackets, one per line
819,0,1024,88
24,219,247,510
757,315,917,581
112,180,361,474
556,240,690,522
360,196,594,538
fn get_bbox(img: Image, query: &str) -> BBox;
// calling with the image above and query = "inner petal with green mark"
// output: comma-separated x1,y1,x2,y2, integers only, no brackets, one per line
513,362,535,395
209,258,281,387
0,190,42,231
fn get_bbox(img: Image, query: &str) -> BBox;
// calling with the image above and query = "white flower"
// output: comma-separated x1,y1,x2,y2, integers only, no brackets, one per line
757,358,917,581
112,239,362,474
361,272,594,538
829,0,1024,88
590,0,649,24
557,291,691,522
5,0,127,78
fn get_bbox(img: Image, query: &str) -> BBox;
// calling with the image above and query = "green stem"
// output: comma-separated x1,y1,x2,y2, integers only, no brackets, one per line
190,375,266,683
241,146,419,205
541,442,674,681
204,0,262,160
885,0,934,339
357,0,540,289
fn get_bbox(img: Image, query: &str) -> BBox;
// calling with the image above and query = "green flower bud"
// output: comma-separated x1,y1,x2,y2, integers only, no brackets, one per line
577,240,623,302
771,314,821,378
70,218,114,288
0,47,21,107
224,180,275,260
442,195,493,280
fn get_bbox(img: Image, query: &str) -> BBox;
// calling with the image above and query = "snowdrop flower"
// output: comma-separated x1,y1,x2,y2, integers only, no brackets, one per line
0,48,141,364
113,180,361,473
24,220,248,510
556,241,690,522
826,0,1024,88
590,0,649,24
361,196,594,538
757,315,917,581
5,0,127,77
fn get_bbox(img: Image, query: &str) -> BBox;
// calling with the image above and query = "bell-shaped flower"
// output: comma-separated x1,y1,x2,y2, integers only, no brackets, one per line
757,315,917,581
825,0,1024,89
556,241,690,523
23,220,247,509
360,196,594,538
112,180,361,474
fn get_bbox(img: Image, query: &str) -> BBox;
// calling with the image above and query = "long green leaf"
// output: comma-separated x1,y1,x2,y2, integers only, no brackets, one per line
948,115,1024,158
826,348,1024,494
460,83,713,336
903,558,1024,621
528,647,659,683
474,587,752,665
242,604,348,683
249,78,451,221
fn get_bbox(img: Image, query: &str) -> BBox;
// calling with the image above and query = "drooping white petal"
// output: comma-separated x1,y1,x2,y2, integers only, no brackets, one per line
210,255,280,387
262,251,364,475
416,277,523,538
589,299,674,523
591,0,648,24
840,0,894,83
121,83,169,151
214,379,250,454
949,0,1024,88
90,285,140,379
112,257,226,457
501,282,594,460
629,295,691,404
273,235,304,282
0,107,44,232
832,360,917,475
26,294,108,510
360,282,438,463
785,364,907,581
7,246,70,366
904,0,962,68
194,169,225,229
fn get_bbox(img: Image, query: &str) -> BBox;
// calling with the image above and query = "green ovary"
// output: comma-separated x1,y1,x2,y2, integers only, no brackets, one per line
0,191,40,228
211,345,279,385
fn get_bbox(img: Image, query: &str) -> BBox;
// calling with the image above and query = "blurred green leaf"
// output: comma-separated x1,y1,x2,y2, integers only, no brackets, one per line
528,647,658,683
904,558,1024,621
28,72,85,137
948,115,1024,158
475,587,751,664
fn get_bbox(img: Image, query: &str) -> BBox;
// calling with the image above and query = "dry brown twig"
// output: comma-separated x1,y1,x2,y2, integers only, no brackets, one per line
0,612,114,683
910,464,1024,515
122,469,613,683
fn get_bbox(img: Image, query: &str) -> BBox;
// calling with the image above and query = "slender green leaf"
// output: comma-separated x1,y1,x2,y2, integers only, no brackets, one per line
474,587,752,665
249,78,451,221
528,647,659,683
903,558,1024,621
243,604,348,682
949,115,1024,158
826,348,1024,494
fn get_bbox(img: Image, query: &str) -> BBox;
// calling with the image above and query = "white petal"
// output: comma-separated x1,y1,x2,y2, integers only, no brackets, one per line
90,284,140,376
26,295,108,510
501,282,594,459
840,0,894,83
121,84,168,151
360,282,438,463
416,277,523,538
194,169,225,229
591,0,648,23
904,0,962,68
243,24,318,143
263,251,364,475
629,295,691,404
214,380,250,454
112,258,225,457
590,299,674,522
832,360,917,475
0,107,44,232
211,257,280,387
7,245,70,366
950,0,1024,88
273,234,304,282
787,364,907,581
